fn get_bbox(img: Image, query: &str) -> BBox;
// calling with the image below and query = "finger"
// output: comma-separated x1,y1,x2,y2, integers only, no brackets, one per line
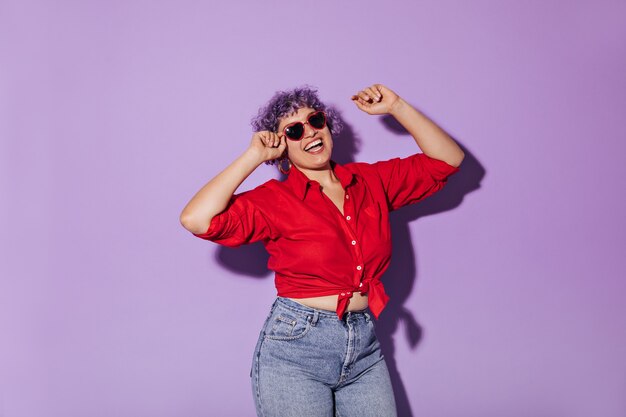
352,90,368,100
352,97,369,112
351,95,369,106
363,86,378,101
358,91,373,103
365,86,381,102
278,135,287,150
259,133,271,147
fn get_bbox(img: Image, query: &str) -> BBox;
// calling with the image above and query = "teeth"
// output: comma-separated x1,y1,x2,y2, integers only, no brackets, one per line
305,139,322,151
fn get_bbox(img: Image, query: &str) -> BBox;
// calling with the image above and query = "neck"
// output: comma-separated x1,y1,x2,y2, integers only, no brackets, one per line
297,163,339,188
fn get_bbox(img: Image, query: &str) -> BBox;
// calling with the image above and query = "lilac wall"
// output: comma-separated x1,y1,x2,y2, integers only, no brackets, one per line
2,1,625,416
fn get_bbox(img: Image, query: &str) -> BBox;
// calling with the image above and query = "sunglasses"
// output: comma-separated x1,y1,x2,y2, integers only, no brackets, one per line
282,111,327,141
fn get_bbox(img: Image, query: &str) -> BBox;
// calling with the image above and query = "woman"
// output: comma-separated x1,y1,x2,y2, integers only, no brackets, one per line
180,84,464,417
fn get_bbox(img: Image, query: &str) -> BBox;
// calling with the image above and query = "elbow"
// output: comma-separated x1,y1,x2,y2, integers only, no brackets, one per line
452,150,465,168
179,213,211,235
444,148,465,168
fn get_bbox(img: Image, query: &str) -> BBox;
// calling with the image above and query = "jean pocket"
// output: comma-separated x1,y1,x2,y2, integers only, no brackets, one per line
264,310,312,341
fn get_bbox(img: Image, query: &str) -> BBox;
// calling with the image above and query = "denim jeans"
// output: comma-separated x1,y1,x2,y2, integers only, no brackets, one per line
250,297,397,417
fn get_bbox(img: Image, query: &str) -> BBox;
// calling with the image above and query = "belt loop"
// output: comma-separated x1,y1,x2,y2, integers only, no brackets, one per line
310,310,319,326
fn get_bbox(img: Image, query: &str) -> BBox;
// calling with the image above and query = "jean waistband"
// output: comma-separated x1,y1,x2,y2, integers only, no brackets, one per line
275,296,369,321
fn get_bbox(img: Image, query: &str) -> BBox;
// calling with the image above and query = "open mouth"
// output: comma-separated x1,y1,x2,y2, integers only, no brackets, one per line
304,139,323,153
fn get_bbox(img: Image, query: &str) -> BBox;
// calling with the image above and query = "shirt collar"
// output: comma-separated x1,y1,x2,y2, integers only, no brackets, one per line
286,161,356,200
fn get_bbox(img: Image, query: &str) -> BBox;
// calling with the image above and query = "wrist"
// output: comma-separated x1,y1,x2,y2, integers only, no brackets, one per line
242,146,266,167
388,96,407,117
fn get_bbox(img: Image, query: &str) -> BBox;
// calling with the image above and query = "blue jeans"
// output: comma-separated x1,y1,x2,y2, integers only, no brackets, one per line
250,297,397,417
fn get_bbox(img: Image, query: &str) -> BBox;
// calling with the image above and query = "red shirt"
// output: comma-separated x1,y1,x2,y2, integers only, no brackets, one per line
192,153,460,319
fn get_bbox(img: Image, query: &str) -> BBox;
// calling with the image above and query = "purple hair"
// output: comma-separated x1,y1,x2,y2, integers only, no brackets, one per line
251,86,343,166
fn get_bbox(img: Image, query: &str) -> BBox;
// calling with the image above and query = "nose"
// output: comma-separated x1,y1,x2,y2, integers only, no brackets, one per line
303,121,316,138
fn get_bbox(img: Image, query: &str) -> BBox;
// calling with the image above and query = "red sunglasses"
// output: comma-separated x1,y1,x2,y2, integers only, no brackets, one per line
282,111,327,141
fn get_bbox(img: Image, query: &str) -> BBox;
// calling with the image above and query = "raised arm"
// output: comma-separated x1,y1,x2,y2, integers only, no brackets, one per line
179,131,286,235
351,84,465,167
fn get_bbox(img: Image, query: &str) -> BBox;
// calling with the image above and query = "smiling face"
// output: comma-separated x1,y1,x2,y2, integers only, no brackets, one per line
277,107,334,172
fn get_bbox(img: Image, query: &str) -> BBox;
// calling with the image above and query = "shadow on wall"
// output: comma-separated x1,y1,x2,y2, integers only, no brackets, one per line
375,114,484,416
215,107,484,416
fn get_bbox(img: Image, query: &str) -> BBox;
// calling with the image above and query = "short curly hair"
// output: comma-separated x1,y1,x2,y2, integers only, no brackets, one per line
251,85,343,167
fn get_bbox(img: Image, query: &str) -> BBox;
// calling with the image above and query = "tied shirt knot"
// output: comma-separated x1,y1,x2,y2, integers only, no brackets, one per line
335,277,390,320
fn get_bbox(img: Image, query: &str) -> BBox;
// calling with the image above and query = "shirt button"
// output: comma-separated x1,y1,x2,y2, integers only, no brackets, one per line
341,292,345,296
345,195,350,199
359,282,363,287
351,240,356,245
356,265,362,271
346,215,351,221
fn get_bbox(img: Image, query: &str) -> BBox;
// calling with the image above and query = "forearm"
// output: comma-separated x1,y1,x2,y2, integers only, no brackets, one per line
389,98,465,167
179,148,264,234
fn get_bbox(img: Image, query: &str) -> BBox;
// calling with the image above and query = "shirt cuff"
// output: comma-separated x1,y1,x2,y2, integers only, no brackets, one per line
191,214,227,240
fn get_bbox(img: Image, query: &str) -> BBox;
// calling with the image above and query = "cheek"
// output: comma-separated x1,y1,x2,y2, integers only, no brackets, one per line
325,132,334,148
285,141,300,157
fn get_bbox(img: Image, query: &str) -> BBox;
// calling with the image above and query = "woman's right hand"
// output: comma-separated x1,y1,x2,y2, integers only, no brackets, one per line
248,131,287,163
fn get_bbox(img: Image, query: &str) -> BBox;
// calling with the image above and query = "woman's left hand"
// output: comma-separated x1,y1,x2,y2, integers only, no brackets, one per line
351,84,401,115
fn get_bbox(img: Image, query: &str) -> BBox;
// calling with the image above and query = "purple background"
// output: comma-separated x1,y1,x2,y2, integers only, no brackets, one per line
1,1,625,416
